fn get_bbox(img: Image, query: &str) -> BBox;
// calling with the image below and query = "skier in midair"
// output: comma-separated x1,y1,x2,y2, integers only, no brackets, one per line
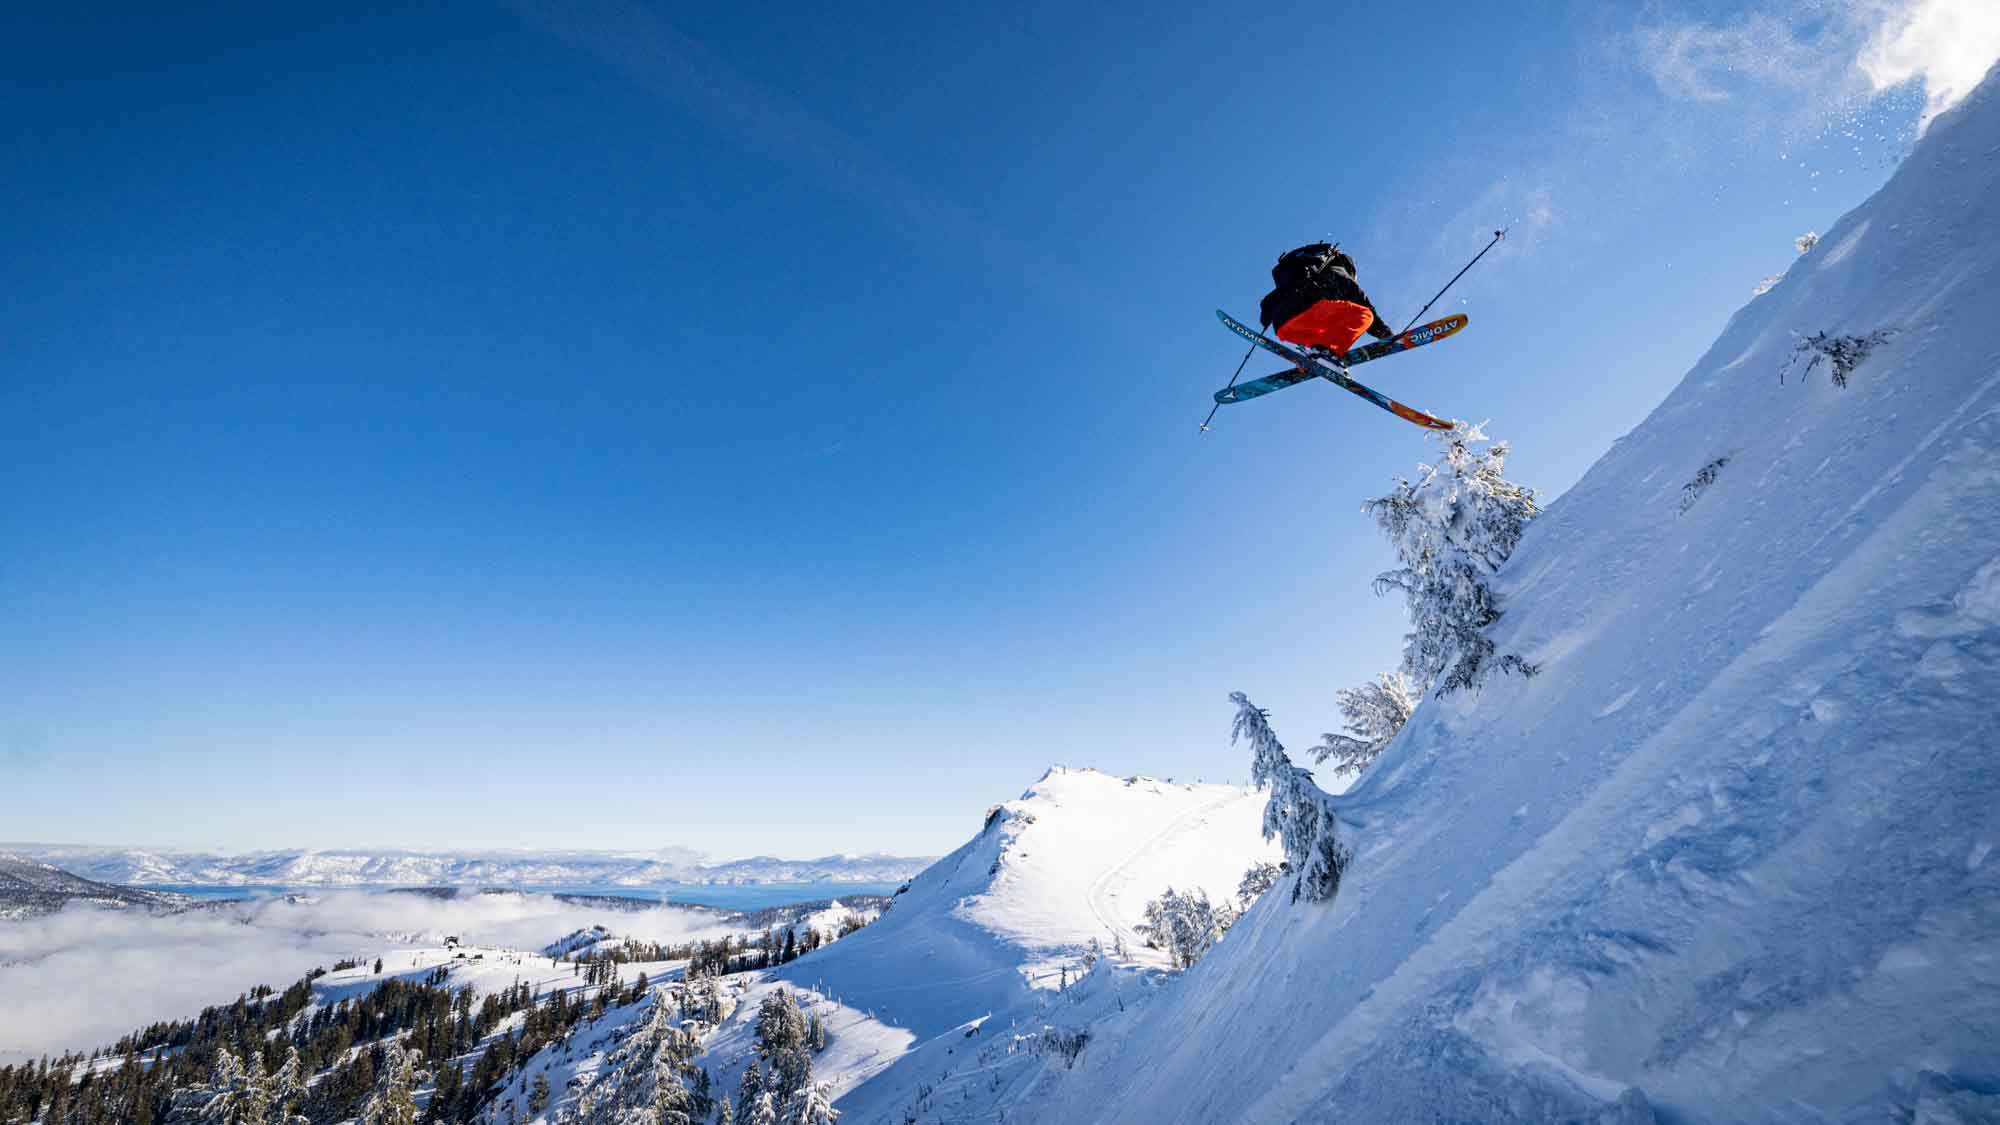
1259,243,1398,360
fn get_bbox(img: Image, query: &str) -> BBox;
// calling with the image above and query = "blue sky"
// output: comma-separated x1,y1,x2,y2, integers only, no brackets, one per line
1,1,1973,857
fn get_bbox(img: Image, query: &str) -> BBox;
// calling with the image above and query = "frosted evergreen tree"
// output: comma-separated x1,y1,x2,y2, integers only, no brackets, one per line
788,1080,839,1125
1312,671,1416,778
656,1067,695,1125
360,1041,422,1125
699,979,726,1025
1135,887,1236,968
768,1047,814,1120
197,1047,246,1123
755,991,807,1056
1364,424,1539,695
1235,862,1280,910
269,1046,308,1124
1233,693,1351,903
530,1073,551,1115
716,1096,735,1125
565,991,702,1122
736,1060,764,1124
235,1052,271,1125
691,1068,715,1120
650,996,697,1125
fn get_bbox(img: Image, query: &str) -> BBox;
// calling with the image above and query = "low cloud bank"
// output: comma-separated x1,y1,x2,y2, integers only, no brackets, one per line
0,891,727,1063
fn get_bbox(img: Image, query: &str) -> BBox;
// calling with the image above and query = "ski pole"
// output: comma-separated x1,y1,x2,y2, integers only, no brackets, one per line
1401,228,1506,335
1200,336,1259,433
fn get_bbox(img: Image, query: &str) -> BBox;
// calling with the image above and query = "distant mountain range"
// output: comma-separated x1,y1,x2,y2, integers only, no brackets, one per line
0,845,933,890
0,855,193,919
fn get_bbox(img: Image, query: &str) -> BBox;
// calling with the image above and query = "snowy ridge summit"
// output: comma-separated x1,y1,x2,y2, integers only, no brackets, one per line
1008,63,2000,1125
796,767,1275,1024
747,766,1277,1120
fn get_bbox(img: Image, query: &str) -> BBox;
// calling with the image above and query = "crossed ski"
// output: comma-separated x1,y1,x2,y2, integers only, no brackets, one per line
1211,310,1463,430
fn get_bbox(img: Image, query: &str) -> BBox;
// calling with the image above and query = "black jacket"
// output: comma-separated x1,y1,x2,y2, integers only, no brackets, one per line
1260,262,1395,340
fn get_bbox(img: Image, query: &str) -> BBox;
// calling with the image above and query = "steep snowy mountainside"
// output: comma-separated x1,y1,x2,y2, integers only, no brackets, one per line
1024,64,2000,1125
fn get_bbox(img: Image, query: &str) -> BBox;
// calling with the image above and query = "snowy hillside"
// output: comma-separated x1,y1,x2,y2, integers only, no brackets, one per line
0,844,930,889
496,767,1280,1123
0,855,189,919
802,767,1271,1009
1000,63,2000,1125
725,768,1275,1118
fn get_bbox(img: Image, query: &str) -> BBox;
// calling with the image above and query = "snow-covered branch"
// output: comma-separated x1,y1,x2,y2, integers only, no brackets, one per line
1364,424,1539,696
1312,672,1416,778
1232,694,1351,904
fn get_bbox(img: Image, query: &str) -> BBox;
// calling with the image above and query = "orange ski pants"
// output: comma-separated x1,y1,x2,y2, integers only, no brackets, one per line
1276,299,1375,356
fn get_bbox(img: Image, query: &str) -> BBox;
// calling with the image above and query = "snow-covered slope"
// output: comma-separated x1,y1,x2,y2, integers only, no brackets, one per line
1017,65,2000,1125
687,768,1278,1120
798,768,1272,1024
0,855,190,919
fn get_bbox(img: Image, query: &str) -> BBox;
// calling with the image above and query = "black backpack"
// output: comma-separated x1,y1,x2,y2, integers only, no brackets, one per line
1271,242,1337,289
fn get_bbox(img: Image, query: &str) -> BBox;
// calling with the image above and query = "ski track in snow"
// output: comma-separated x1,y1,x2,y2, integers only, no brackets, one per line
1084,793,1244,956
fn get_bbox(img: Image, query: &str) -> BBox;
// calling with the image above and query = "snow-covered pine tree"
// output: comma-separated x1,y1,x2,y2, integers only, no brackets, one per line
755,991,807,1057
736,1060,764,1124
195,1046,246,1123
1312,671,1416,778
1135,887,1236,968
656,1067,695,1125
691,1067,715,1119
235,1051,272,1124
529,1072,551,1115
1135,895,1171,957
1233,692,1351,903
360,1041,422,1125
789,1080,839,1125
1364,423,1539,695
269,1046,308,1124
768,1046,814,1119
1235,862,1280,910
649,996,697,1125
697,978,725,1026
